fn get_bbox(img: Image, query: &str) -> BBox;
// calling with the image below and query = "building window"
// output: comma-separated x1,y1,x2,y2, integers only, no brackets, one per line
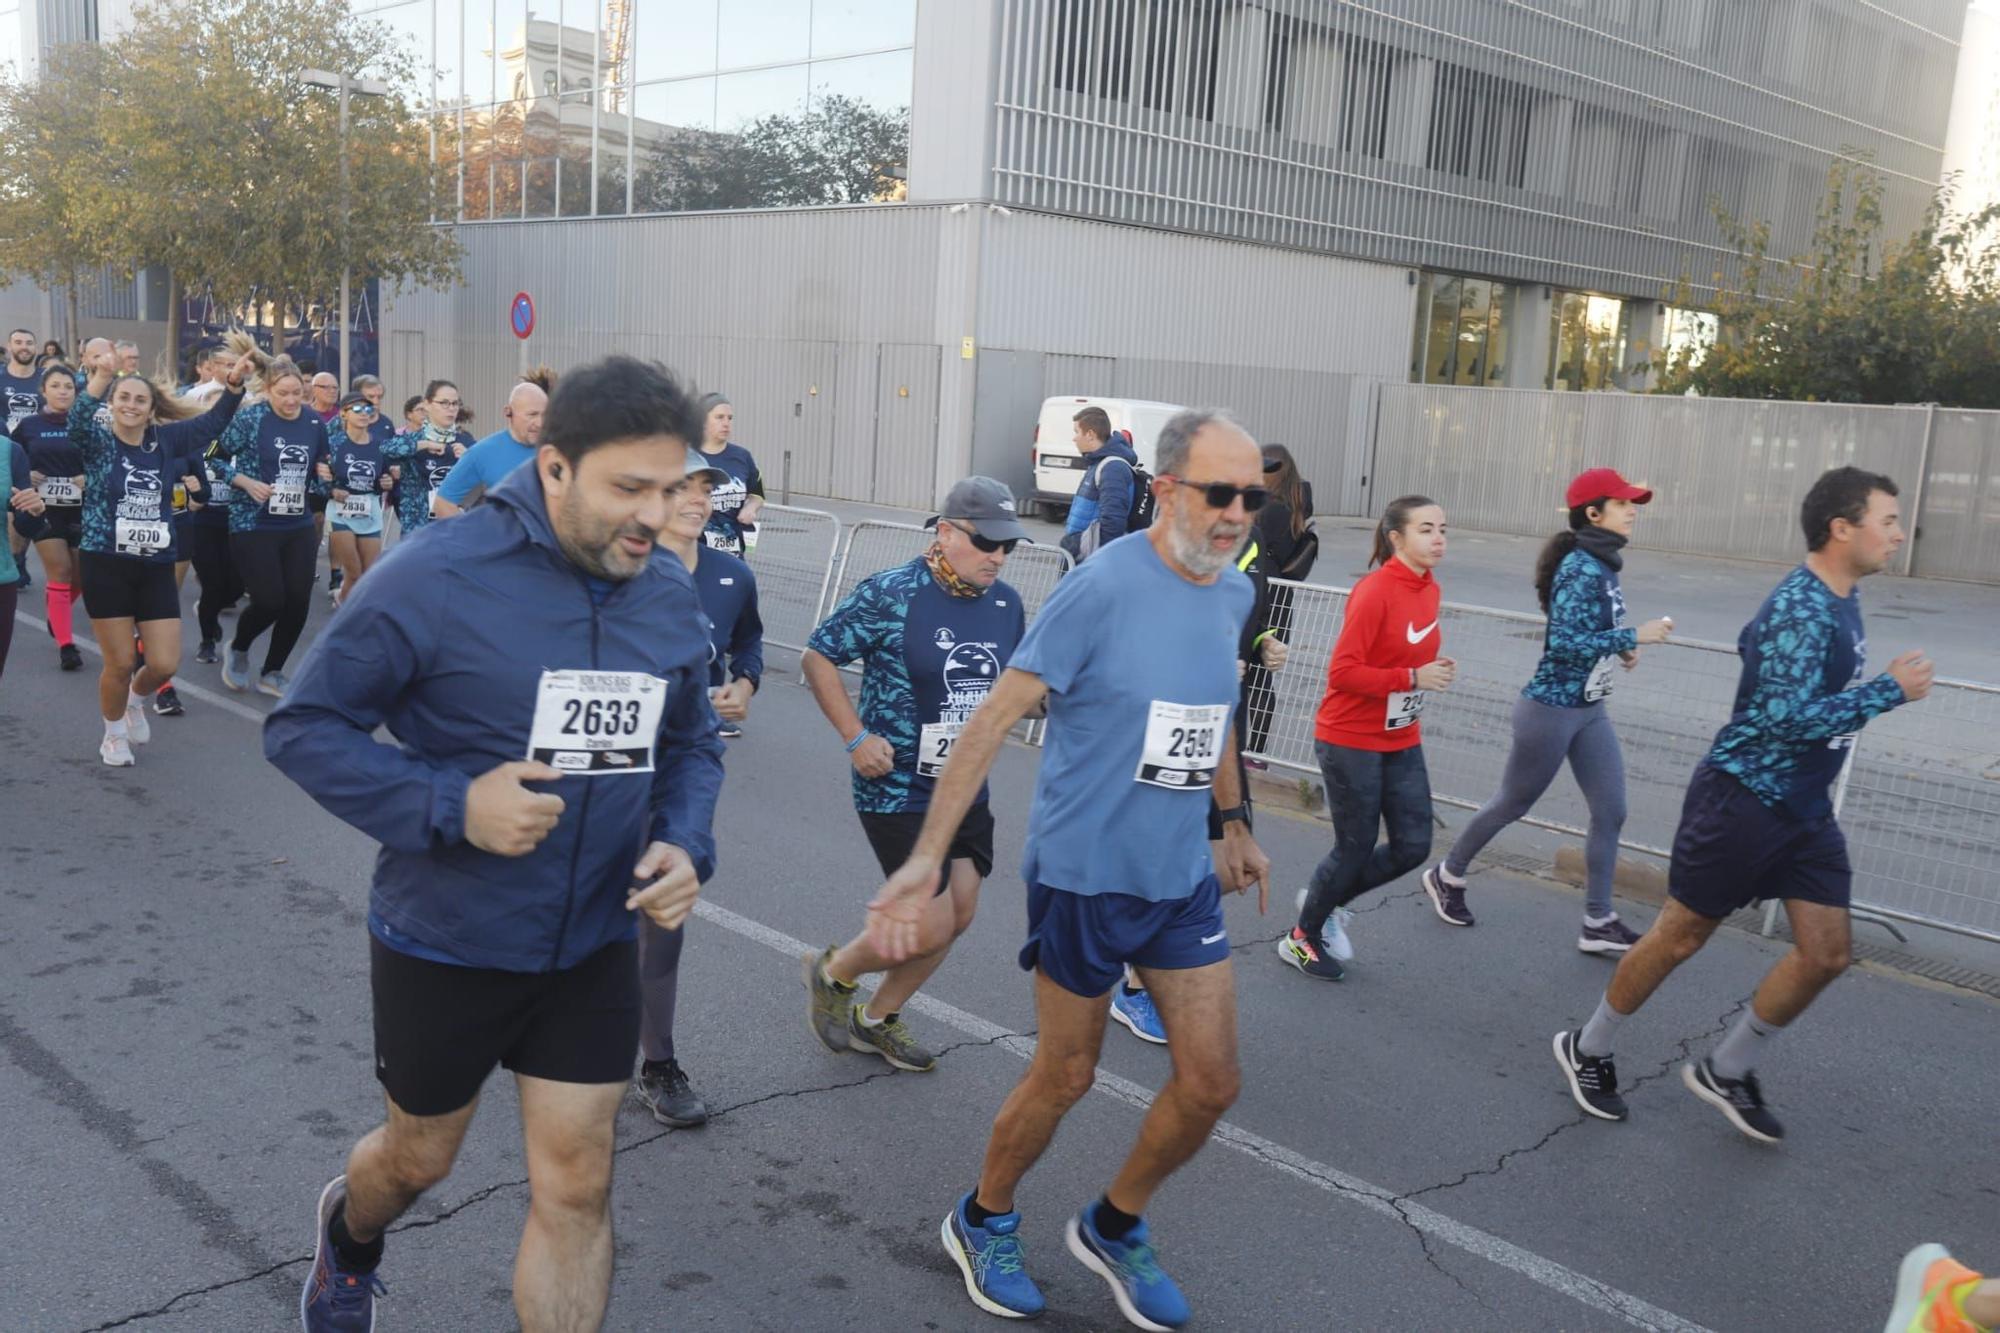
1339,38,1393,159
1410,272,1514,386
1548,291,1632,391
1141,0,1220,120
1426,63,1530,187
1053,0,1134,100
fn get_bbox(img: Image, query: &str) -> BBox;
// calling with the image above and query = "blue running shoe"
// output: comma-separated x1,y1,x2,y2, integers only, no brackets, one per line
301,1176,385,1332
1066,1206,1190,1331
1109,986,1167,1045
940,1192,1045,1320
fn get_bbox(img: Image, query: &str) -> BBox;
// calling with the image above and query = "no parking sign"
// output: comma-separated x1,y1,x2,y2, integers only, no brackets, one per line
510,292,535,340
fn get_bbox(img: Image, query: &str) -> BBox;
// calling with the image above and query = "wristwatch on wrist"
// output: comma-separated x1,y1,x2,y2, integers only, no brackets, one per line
1215,803,1251,827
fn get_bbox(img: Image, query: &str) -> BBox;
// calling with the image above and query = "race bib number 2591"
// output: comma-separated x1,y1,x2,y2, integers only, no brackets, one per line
1136,701,1230,790
527,670,668,775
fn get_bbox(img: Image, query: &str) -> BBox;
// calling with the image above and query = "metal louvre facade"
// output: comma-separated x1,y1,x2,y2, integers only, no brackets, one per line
990,0,1964,299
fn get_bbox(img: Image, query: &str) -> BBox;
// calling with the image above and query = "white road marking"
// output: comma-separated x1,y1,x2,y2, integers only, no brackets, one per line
15,601,1708,1331
694,900,1712,1333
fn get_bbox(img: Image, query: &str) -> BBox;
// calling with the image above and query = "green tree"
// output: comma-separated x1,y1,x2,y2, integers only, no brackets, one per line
1656,159,2000,408
0,42,124,350
633,94,909,214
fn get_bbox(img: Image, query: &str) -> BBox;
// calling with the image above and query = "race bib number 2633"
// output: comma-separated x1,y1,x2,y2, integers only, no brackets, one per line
1135,701,1230,790
527,670,668,775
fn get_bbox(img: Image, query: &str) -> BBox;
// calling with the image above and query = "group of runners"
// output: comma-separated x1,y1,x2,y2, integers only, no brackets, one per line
12,340,1972,1331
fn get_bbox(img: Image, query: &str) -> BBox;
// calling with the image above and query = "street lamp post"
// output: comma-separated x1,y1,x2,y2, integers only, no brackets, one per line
300,68,389,387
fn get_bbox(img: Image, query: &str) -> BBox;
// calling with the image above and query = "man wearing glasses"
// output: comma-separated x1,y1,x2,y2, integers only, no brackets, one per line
869,410,1272,1330
800,476,1029,1073
431,381,549,519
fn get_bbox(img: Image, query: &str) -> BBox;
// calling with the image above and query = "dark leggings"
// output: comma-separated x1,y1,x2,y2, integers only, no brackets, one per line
184,523,243,643
0,583,15,681
1298,739,1434,938
637,915,685,1063
229,527,316,674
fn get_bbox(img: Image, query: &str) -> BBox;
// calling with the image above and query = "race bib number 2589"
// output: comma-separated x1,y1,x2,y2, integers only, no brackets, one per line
527,670,668,775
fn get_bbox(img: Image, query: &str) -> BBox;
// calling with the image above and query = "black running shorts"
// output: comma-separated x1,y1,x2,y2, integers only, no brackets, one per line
369,935,641,1116
1668,764,1852,919
858,801,996,887
79,550,181,622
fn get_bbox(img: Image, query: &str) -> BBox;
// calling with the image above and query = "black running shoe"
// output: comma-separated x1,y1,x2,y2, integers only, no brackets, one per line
1276,927,1345,981
153,685,185,716
635,1058,709,1128
1553,1030,1627,1121
195,639,219,665
1423,865,1474,926
329,567,345,593
1682,1057,1783,1144
59,643,83,671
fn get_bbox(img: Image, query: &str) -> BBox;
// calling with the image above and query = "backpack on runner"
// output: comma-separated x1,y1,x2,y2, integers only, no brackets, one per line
1073,437,1154,560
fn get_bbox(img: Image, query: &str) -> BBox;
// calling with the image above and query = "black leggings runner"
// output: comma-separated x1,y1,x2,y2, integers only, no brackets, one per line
0,583,15,681
229,527,317,674
185,523,243,643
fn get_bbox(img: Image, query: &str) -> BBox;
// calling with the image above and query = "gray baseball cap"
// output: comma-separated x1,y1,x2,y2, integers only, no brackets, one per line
931,476,1031,544
680,462,731,488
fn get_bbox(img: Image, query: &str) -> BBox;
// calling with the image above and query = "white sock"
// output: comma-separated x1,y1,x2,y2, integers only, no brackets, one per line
127,688,147,711
856,1006,887,1029
1585,912,1618,928
1437,862,1467,887
105,716,129,739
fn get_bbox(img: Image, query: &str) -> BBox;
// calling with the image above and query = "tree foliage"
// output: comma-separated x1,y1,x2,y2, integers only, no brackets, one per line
632,94,909,215
0,0,461,359
1655,160,2000,408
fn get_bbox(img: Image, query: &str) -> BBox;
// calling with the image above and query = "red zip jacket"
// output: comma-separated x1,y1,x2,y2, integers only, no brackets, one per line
1314,558,1443,752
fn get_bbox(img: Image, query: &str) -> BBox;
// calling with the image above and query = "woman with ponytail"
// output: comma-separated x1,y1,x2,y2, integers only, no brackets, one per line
1425,468,1673,955
1279,495,1454,982
13,362,86,670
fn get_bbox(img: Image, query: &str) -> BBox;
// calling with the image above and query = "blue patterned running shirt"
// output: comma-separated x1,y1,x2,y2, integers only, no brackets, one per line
1701,564,1907,820
807,557,1025,814
1523,547,1639,708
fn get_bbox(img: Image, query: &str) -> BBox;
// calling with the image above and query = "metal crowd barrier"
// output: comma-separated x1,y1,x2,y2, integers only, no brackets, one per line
1244,577,2000,946
745,503,841,654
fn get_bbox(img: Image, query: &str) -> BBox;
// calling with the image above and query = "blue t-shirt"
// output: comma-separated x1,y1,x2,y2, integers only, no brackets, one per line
698,441,762,552
807,557,1026,814
690,546,765,690
1013,533,1252,901
1,369,42,432
1523,547,1640,708
1702,564,1906,820
436,428,536,506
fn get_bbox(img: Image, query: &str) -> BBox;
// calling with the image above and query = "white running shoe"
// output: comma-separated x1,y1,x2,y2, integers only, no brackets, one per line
124,703,151,745
1293,889,1356,962
100,734,135,767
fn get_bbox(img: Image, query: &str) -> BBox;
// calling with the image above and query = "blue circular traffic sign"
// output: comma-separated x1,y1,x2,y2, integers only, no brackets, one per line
510,291,535,340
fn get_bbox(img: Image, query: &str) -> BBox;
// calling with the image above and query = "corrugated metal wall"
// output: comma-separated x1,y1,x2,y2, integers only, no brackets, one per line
1370,383,1946,569
990,0,1964,302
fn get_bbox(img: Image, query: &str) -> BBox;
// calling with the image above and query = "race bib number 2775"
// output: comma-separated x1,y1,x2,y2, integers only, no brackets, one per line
527,670,668,775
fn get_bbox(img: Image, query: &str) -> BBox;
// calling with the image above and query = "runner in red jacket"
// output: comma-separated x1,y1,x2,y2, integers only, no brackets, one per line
1280,495,1456,980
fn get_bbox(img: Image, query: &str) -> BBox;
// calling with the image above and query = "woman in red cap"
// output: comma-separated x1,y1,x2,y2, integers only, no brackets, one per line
1423,467,1672,952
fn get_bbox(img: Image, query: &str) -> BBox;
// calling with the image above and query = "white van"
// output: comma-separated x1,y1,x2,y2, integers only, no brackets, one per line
1026,395,1186,517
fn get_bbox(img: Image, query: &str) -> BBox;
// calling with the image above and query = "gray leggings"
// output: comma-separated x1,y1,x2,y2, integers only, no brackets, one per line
1445,696,1627,916
638,916,685,1063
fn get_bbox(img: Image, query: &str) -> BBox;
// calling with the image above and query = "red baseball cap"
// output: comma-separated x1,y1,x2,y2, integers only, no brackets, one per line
1565,467,1652,509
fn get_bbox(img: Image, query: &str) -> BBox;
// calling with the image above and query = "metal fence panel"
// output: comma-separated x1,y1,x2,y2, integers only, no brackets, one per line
819,520,1075,632
1911,408,2000,583
1247,577,2000,943
747,503,840,655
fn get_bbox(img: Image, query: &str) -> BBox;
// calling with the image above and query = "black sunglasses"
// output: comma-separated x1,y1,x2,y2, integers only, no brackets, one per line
1162,475,1270,512
945,520,1018,555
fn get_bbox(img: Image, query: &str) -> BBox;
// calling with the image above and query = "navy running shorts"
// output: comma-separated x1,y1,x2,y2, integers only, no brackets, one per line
1668,764,1852,919
1019,875,1230,998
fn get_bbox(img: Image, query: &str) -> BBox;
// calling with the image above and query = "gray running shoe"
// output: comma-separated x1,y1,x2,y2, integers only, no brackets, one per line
221,648,252,692
635,1058,708,1128
846,1004,937,1071
257,671,291,698
803,947,855,1054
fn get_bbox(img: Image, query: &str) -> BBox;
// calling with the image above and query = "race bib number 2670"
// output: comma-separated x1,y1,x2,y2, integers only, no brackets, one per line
527,670,668,775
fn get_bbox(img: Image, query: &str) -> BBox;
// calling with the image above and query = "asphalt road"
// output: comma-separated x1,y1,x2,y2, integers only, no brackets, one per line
4,566,1999,1333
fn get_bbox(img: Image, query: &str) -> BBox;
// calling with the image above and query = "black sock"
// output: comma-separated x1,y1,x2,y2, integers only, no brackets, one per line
963,1192,1001,1228
328,1200,385,1272
1092,1195,1141,1241
642,1057,675,1075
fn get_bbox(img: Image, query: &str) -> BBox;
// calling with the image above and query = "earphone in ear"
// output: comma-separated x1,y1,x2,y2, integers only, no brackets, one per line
550,462,564,479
